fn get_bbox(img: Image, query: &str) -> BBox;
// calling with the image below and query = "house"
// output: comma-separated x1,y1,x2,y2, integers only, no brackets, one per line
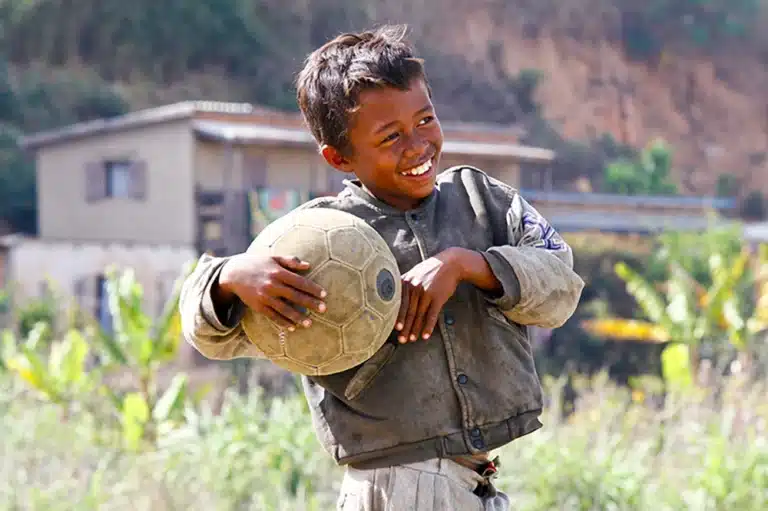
5,100,555,328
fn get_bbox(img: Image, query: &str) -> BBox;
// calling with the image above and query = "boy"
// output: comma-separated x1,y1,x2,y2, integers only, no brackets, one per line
180,25,584,510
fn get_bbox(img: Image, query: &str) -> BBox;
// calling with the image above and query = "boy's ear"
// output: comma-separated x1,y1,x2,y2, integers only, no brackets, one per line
320,145,354,173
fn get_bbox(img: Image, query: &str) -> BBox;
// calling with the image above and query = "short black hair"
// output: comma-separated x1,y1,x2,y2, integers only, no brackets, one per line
296,24,430,154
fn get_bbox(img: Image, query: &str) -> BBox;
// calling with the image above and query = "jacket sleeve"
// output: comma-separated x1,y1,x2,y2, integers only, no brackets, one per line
178,253,266,360
480,189,585,329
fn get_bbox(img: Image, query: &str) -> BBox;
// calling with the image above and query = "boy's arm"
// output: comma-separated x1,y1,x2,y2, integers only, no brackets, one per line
478,189,585,329
179,253,266,360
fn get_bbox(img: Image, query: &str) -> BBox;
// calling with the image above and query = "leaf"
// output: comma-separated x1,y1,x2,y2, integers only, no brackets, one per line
48,329,89,388
5,347,59,400
90,323,129,366
151,266,193,363
122,392,150,450
153,373,188,424
661,343,693,390
615,262,667,325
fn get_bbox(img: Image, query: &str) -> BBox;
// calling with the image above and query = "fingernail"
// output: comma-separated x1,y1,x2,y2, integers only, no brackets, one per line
303,319,311,327
398,336,406,343
318,303,326,312
288,326,295,332
422,333,430,339
321,290,327,298
395,322,403,330
409,334,416,341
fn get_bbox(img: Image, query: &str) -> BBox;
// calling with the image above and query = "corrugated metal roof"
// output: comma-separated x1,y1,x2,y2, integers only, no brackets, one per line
192,120,556,162
20,101,272,150
521,189,737,210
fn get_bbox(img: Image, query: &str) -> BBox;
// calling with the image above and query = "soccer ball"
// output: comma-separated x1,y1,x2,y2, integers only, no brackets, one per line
240,207,402,376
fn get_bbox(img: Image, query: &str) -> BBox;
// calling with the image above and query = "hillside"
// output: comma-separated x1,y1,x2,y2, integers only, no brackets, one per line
1,0,767,233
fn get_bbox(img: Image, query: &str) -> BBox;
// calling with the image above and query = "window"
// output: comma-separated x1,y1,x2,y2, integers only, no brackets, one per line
85,158,147,202
105,161,133,198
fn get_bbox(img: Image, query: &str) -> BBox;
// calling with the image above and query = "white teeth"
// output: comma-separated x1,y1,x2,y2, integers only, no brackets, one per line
401,159,432,176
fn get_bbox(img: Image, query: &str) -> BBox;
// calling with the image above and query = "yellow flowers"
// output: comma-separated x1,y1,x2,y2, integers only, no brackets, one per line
581,318,670,343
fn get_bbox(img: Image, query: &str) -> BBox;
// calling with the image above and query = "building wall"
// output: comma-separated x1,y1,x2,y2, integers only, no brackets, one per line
194,142,329,192
4,239,196,320
35,120,197,245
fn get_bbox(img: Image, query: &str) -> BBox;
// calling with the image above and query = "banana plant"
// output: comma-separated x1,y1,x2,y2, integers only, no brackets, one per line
583,239,768,389
1,262,198,450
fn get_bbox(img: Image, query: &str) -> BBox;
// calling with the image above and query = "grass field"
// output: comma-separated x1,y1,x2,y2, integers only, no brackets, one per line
3,368,768,511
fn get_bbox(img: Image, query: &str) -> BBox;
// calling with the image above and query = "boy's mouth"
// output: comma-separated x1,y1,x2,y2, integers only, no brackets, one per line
399,158,433,177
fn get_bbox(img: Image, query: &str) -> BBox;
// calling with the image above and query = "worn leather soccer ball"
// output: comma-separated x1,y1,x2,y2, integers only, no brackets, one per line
241,207,401,376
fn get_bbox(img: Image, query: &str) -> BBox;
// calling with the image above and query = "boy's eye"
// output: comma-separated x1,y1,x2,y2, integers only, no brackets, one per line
419,116,434,125
380,132,399,144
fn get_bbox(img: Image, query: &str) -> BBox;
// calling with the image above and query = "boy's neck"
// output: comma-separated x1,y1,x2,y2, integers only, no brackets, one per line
355,181,435,212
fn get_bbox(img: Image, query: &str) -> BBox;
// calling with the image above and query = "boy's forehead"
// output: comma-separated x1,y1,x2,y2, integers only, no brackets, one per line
354,81,433,130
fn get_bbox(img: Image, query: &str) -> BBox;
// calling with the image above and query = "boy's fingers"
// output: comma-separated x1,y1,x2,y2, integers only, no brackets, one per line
274,255,311,270
400,289,420,343
276,265,327,300
395,288,409,333
409,296,432,342
263,295,312,328
421,303,441,340
258,302,297,331
272,281,326,313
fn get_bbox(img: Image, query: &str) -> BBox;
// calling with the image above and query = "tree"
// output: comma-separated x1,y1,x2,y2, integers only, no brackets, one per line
603,139,678,195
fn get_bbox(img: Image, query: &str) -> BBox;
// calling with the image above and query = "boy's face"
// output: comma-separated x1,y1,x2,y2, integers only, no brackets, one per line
321,78,443,211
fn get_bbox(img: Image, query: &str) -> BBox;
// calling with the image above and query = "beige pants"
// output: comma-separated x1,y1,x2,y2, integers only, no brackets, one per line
336,458,511,511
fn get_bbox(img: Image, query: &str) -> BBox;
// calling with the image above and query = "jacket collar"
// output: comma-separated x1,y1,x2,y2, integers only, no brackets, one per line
342,178,438,217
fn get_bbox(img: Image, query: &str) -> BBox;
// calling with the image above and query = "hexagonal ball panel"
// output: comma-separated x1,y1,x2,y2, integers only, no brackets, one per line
283,316,343,368
241,309,287,358
297,207,356,230
362,255,402,318
365,224,393,256
342,308,385,354
249,212,296,250
328,226,375,270
269,225,330,274
309,260,365,325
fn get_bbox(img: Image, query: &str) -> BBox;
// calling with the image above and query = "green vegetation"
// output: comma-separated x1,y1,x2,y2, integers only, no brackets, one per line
0,229,766,509
602,139,678,196
617,0,762,59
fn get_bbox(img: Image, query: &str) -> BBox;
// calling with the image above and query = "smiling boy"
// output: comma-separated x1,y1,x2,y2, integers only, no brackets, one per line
180,25,584,510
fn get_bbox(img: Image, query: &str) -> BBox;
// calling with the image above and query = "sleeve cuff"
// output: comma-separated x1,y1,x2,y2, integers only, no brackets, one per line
480,249,522,310
201,261,246,332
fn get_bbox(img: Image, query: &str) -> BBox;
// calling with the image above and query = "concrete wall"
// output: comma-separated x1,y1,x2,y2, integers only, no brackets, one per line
35,120,196,245
4,239,196,319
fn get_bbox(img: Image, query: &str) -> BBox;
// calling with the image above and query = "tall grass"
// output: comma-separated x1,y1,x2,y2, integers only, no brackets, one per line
2,369,768,510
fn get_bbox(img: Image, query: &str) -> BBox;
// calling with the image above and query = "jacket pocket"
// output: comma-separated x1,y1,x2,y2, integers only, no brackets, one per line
343,342,398,401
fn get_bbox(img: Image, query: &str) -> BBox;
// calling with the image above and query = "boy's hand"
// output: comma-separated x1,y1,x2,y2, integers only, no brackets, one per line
217,253,327,331
396,248,464,343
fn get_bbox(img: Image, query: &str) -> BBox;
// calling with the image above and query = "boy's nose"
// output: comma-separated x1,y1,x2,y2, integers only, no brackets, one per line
403,133,429,158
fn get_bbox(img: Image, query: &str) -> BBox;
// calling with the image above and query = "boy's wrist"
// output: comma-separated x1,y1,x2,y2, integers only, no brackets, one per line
447,247,502,293
213,258,239,304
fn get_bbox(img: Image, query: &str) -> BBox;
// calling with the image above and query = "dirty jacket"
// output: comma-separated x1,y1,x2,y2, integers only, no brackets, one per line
179,165,585,469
